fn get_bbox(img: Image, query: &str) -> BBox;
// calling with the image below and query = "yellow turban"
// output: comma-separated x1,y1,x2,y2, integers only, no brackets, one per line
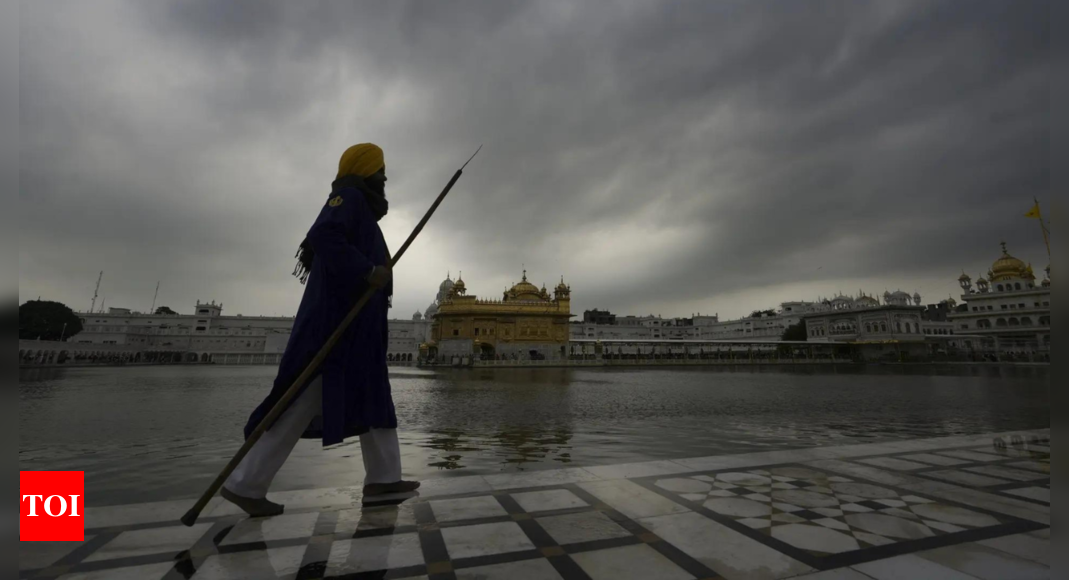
337,143,385,179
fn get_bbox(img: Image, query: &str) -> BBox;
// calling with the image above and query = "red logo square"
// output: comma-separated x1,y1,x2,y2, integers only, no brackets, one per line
20,472,85,542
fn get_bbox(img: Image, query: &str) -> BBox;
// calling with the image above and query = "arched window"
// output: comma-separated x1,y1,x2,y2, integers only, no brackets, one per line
897,322,902,333
997,285,1004,292
1039,316,1050,326
996,318,1007,327
1015,283,1022,291
880,323,887,333
865,323,872,333
1020,317,1032,327
1008,318,1020,326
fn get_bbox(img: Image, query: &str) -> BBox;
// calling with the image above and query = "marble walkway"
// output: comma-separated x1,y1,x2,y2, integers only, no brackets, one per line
20,429,1050,580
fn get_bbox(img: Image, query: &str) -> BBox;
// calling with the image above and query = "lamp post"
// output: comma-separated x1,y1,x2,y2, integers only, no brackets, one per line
60,323,68,342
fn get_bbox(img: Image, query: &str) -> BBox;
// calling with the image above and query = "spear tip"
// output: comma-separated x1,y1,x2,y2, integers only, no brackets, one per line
461,144,483,171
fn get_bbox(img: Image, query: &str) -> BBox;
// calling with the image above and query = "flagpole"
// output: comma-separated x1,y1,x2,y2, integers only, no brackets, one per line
1034,197,1050,259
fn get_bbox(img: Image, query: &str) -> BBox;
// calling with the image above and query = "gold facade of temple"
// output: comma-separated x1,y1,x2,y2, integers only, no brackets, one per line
423,270,573,360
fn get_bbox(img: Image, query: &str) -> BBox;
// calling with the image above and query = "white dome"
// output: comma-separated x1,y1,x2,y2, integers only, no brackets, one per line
884,290,912,306
412,310,423,321
435,276,455,304
830,296,855,310
424,302,438,318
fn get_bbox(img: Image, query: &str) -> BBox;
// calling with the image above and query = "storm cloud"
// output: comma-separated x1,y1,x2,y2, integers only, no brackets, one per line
19,0,1052,320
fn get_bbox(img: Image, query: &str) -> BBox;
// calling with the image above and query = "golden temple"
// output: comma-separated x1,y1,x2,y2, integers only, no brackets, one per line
421,270,573,361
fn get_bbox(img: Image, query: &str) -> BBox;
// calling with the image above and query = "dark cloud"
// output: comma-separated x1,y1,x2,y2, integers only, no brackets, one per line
19,0,1051,319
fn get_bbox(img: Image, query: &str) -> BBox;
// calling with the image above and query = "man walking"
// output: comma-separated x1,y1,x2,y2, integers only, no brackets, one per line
222,143,418,517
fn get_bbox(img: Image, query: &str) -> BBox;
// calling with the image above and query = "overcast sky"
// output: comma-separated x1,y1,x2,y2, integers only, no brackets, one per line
19,0,1052,322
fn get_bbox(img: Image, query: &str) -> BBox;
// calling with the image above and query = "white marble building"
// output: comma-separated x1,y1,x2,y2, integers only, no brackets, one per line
803,297,927,343
571,315,696,341
71,284,438,364
573,301,832,342
73,300,294,363
950,243,1050,353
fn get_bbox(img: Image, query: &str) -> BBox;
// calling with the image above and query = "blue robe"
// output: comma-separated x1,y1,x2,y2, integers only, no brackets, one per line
244,180,395,447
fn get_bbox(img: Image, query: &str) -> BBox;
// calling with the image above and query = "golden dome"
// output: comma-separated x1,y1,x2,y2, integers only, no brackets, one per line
989,242,1028,282
508,270,543,300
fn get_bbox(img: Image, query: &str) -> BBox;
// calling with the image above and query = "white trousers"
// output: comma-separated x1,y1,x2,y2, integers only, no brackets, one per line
225,376,402,499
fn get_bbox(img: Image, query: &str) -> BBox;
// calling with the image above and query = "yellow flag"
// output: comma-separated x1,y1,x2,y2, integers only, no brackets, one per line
1024,202,1042,219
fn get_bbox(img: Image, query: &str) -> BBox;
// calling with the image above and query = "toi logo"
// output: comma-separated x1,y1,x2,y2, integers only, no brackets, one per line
20,472,85,541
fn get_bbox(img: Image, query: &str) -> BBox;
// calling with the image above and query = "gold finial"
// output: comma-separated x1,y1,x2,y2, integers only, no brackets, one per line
1000,241,1008,255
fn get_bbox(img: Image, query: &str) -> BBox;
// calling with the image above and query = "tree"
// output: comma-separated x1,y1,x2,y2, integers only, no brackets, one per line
154,306,177,315
782,320,808,342
19,300,83,341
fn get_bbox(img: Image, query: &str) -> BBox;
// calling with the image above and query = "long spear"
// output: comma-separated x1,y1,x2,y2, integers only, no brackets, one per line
182,146,482,527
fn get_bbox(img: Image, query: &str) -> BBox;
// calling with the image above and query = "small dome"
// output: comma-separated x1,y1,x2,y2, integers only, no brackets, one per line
958,272,972,282
412,310,423,321
990,243,1028,281
452,274,467,295
856,295,878,306
424,302,438,318
1042,278,1050,287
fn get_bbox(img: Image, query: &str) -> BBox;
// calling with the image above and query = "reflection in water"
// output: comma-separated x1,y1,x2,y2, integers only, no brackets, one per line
494,427,573,468
19,364,1049,505
419,368,576,471
420,426,575,470
18,367,70,383
421,429,481,470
